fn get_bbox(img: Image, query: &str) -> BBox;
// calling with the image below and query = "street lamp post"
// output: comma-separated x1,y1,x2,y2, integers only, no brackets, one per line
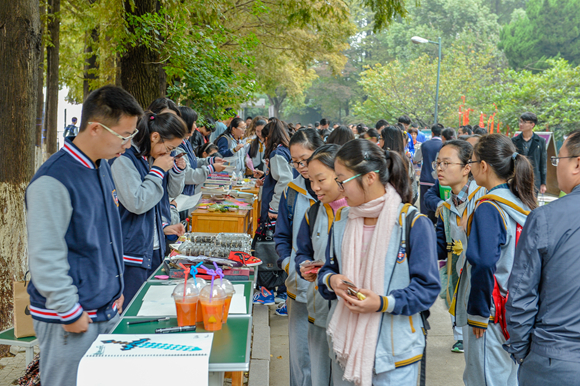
411,36,442,125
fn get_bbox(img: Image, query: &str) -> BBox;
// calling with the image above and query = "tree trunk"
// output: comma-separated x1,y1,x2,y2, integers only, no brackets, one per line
36,2,45,149
0,0,41,347
44,0,60,156
83,27,99,101
345,99,350,117
121,0,161,108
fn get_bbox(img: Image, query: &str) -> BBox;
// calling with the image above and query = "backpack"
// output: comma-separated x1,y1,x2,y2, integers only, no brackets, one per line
400,203,430,386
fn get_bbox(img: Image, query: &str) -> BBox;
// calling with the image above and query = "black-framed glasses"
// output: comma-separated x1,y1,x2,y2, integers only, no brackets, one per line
432,160,465,171
551,155,579,166
289,160,308,169
89,122,138,145
466,160,481,165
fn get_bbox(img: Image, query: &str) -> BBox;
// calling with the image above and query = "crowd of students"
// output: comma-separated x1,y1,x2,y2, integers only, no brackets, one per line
25,84,580,386
253,111,577,386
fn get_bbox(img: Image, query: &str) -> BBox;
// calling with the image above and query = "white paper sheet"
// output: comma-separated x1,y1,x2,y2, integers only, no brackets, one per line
137,284,247,317
78,333,213,386
174,192,202,211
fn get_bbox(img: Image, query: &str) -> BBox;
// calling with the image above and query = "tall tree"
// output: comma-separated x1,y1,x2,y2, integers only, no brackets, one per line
45,0,60,156
121,0,163,107
499,0,580,69
0,0,41,344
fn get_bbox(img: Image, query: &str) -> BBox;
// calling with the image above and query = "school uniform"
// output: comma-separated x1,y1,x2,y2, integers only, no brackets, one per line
452,186,530,386
436,180,485,340
318,205,440,385
216,133,245,175
260,145,295,223
249,138,266,171
26,139,123,386
175,140,217,196
294,202,339,386
273,176,317,386
111,145,185,307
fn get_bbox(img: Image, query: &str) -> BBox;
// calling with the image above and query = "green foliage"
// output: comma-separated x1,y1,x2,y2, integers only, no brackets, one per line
354,38,499,126
499,0,580,69
488,58,580,140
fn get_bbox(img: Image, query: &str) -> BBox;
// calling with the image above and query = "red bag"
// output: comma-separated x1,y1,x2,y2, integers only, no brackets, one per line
492,223,522,340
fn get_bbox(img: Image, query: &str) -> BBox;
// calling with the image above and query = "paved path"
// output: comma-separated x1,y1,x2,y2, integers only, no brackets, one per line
269,297,465,386
0,299,465,386
0,346,38,386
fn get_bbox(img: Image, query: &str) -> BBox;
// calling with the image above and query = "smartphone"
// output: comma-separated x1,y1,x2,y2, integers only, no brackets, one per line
173,153,185,159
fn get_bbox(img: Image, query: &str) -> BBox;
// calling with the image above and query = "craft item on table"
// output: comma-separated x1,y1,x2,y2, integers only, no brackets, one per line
227,250,262,267
77,334,213,386
168,255,243,268
173,192,202,212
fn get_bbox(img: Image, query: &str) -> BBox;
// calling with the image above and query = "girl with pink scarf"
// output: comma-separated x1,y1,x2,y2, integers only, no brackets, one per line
317,139,440,386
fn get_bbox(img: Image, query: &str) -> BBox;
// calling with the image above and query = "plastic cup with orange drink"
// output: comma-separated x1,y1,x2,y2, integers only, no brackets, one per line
199,285,226,331
193,278,207,323
219,279,236,323
172,282,199,327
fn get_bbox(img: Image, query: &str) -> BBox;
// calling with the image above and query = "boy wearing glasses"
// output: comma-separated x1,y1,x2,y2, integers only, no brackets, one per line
26,85,143,386
511,112,547,194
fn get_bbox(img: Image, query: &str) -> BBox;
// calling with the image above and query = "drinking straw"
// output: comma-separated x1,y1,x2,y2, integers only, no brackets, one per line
189,261,204,287
213,262,224,286
205,267,217,302
178,263,190,302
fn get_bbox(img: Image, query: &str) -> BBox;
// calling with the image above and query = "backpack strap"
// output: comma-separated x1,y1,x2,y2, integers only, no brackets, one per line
306,201,322,239
286,187,298,223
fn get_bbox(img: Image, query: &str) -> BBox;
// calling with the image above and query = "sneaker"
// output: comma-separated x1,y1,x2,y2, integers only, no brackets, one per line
451,340,464,353
228,251,262,267
275,293,287,304
275,302,288,316
253,287,275,305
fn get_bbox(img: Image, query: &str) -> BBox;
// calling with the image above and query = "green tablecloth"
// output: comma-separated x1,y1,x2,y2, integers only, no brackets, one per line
111,316,251,371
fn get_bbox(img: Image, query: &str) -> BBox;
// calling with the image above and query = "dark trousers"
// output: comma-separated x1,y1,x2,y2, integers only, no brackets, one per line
420,184,437,224
519,350,579,385
123,249,163,309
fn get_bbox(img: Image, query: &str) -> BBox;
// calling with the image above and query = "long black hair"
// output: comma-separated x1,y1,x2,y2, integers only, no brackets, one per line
326,125,355,146
264,118,290,159
335,139,412,203
473,134,537,210
178,106,198,134
248,119,268,158
381,125,405,155
134,111,188,157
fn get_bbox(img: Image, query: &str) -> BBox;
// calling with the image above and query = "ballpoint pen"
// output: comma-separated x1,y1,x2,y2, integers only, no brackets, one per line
127,317,171,325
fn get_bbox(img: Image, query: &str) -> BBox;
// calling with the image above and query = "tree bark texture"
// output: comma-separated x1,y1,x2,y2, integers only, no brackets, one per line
0,0,41,338
121,0,161,108
44,0,60,156
36,2,45,149
83,27,99,101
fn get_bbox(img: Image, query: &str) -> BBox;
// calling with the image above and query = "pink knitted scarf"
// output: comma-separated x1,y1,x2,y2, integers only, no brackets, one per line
327,184,401,386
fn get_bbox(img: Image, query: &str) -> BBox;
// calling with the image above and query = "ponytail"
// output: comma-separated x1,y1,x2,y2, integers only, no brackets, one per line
473,134,537,210
511,153,537,210
335,139,412,203
134,111,188,157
